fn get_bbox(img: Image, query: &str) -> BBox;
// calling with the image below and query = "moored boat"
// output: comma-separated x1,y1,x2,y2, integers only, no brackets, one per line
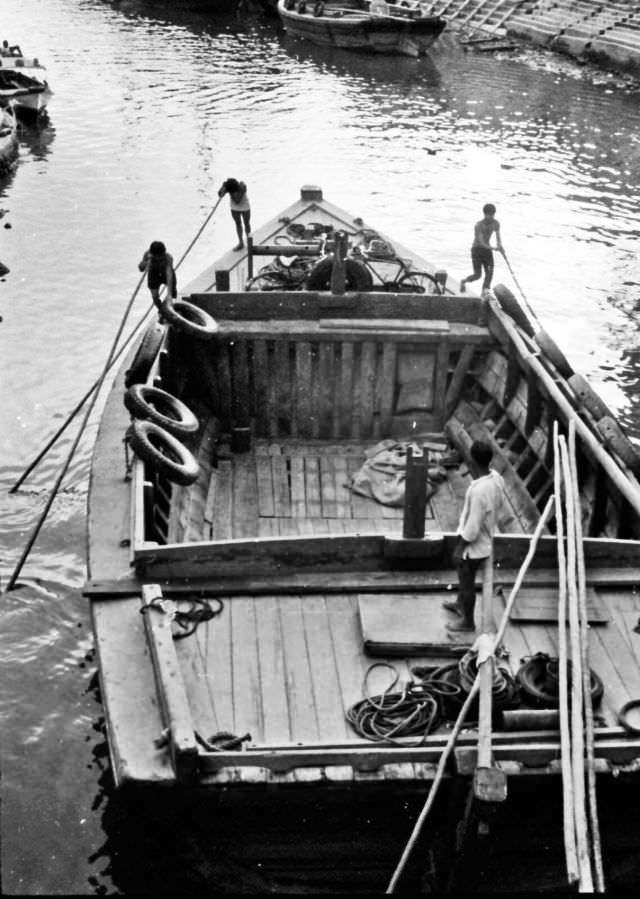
0,55,52,117
85,185,640,890
277,0,446,56
0,100,18,175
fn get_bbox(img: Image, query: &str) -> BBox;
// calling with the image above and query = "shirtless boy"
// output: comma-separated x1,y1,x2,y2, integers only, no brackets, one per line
460,203,504,295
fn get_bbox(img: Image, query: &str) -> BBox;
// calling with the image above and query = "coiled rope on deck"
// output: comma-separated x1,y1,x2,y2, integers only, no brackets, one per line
346,663,440,745
346,655,518,746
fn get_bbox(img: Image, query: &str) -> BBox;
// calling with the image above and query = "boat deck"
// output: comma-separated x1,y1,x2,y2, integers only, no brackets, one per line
168,433,528,543
161,428,640,761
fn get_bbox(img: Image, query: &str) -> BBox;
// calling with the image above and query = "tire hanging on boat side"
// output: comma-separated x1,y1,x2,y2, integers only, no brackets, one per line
124,321,166,388
596,415,640,475
568,373,613,422
161,299,219,340
533,328,574,379
493,283,536,337
124,384,200,437
127,419,200,485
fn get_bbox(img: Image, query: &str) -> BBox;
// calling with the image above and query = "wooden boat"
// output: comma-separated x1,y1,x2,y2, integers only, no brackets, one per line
0,100,18,176
86,185,640,890
0,56,51,117
277,0,446,56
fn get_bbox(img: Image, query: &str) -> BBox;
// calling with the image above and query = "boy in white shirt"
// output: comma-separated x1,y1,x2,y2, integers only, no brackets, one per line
443,439,505,632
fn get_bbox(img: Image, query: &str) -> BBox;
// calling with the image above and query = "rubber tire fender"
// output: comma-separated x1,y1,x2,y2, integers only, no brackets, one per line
124,384,199,437
516,654,604,710
533,328,574,379
493,283,536,337
305,256,374,292
161,299,219,341
568,373,613,422
618,699,640,735
313,4,324,19
596,415,640,475
124,321,166,388
127,420,199,486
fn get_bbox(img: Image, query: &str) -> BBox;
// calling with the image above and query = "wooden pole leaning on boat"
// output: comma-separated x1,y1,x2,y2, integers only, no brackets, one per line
568,420,606,892
8,197,223,494
386,495,555,894
553,423,579,886
486,296,640,519
559,433,593,892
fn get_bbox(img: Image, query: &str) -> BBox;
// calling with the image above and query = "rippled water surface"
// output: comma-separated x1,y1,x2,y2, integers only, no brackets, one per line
3,0,640,891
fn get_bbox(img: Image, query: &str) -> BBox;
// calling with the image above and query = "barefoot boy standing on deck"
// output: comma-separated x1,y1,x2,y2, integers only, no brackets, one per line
460,203,504,296
443,440,505,633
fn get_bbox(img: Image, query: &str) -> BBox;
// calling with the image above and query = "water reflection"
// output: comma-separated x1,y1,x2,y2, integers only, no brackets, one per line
18,113,57,162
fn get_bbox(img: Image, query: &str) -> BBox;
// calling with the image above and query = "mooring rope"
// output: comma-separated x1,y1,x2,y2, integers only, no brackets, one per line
9,196,223,496
4,199,222,591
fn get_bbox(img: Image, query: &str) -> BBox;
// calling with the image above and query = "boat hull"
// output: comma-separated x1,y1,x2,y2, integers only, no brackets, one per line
0,57,52,117
0,104,18,174
87,184,640,890
278,2,446,55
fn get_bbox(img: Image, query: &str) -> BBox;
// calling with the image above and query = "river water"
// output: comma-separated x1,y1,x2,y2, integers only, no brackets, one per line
3,0,640,892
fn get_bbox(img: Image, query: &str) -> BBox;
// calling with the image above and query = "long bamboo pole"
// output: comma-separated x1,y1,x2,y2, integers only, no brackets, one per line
9,197,223,493
568,421,606,892
559,434,593,891
9,305,153,493
554,424,579,885
476,552,495,772
4,273,146,592
487,296,640,517
386,495,555,893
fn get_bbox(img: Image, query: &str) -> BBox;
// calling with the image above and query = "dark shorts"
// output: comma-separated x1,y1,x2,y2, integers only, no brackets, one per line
148,269,177,298
471,245,493,269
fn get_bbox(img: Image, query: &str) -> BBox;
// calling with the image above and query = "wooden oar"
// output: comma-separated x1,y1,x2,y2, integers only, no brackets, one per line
568,421,605,891
553,424,579,885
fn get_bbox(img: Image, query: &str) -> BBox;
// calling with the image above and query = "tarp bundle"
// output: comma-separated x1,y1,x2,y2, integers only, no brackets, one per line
346,438,455,507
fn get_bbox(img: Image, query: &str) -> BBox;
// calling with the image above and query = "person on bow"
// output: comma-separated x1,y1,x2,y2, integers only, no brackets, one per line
459,202,504,296
443,439,505,633
138,240,176,311
217,178,251,251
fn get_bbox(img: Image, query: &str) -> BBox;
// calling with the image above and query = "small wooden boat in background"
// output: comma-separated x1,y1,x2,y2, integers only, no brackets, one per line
86,186,640,890
0,55,52,117
277,0,447,56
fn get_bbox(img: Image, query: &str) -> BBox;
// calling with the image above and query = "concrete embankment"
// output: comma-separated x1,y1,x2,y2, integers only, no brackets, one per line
427,0,640,75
